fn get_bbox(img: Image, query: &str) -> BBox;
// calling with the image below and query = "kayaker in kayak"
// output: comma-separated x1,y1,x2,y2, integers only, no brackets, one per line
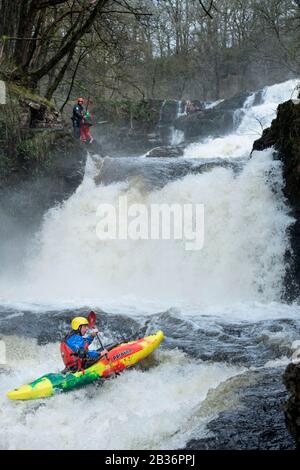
60,316,108,372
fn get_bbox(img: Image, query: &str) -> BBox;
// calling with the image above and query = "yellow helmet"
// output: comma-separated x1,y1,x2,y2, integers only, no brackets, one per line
71,317,89,331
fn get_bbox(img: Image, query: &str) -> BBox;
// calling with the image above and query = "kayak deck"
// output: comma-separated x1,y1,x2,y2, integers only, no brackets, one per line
7,330,164,400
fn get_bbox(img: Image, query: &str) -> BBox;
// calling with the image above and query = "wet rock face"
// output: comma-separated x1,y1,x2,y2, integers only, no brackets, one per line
252,99,300,448
0,130,88,268
0,84,96,265
0,131,87,220
253,100,300,208
283,363,300,448
253,100,300,301
0,82,105,221
186,368,295,450
175,91,250,139
0,306,143,345
158,100,180,125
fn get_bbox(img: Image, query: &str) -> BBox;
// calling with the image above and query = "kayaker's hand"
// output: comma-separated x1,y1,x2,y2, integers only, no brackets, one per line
90,330,98,337
100,349,109,358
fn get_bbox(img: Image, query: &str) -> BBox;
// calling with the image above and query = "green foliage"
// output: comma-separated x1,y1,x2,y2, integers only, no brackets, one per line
0,84,72,182
17,131,55,165
8,84,55,110
93,97,159,126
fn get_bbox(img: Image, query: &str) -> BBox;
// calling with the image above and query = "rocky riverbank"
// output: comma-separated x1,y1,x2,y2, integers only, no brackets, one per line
283,362,300,448
253,97,300,301
252,90,300,448
175,91,254,139
186,367,295,450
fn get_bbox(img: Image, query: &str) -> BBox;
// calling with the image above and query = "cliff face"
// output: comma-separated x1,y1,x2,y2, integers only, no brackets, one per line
0,84,88,227
253,98,300,300
253,99,300,208
0,84,92,269
283,363,300,448
252,96,300,448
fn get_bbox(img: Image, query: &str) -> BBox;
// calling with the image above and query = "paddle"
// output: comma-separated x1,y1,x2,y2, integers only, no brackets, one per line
87,311,116,374
87,311,107,352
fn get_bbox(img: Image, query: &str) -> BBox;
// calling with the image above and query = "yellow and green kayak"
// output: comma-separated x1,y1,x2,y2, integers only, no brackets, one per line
7,330,164,401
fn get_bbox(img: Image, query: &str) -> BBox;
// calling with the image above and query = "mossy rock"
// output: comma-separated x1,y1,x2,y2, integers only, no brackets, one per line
8,83,55,111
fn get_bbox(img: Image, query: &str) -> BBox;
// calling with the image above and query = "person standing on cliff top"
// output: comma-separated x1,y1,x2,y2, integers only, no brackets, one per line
71,97,84,139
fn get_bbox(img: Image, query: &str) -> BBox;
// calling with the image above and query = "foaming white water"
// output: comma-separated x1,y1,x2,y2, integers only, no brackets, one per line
2,149,292,308
184,134,254,159
0,338,243,450
170,100,186,145
205,99,224,109
170,128,184,146
184,79,299,159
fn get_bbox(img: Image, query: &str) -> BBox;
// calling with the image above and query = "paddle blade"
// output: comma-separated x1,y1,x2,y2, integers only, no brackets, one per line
87,311,96,327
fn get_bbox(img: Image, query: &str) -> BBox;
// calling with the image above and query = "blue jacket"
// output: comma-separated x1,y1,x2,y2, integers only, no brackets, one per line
66,333,100,360
72,104,84,126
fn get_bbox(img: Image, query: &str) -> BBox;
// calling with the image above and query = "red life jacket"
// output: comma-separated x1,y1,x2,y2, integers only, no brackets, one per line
60,341,79,369
60,331,88,371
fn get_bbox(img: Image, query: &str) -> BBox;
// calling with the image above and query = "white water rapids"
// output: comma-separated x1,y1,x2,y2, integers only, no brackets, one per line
184,79,299,159
0,79,300,450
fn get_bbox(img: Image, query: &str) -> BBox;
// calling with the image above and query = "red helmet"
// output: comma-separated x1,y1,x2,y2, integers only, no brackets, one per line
77,97,84,104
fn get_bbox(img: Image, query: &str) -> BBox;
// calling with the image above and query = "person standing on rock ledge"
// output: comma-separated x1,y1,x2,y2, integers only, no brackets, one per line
71,97,84,139
186,100,202,114
80,109,94,144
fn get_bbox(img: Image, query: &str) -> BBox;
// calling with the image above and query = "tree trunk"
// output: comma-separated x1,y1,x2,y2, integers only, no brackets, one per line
45,44,76,101
28,0,107,84
0,0,23,59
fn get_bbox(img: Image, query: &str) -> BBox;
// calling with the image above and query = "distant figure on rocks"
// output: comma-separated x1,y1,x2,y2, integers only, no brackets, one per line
186,100,202,114
80,110,94,144
186,100,194,114
72,97,84,139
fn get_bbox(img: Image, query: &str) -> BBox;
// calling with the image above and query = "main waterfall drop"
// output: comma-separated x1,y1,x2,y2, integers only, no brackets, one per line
0,79,296,310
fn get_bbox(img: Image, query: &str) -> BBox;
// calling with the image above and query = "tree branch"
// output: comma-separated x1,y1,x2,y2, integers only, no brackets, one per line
34,0,70,10
45,43,76,100
198,0,214,19
60,48,89,111
29,0,108,83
